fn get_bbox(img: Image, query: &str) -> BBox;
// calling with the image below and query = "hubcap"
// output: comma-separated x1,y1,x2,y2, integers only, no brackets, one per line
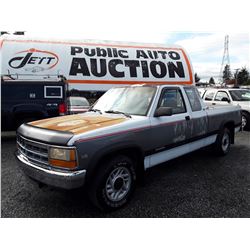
242,115,247,129
105,166,131,202
222,133,230,152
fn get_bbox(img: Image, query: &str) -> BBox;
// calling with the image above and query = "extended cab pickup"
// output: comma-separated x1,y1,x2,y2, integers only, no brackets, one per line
16,84,242,210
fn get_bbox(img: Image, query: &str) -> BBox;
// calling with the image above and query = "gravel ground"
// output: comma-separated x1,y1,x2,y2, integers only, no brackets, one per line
1,131,250,218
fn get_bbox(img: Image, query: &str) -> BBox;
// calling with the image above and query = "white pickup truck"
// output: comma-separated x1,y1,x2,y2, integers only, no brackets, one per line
16,84,242,210
201,88,250,130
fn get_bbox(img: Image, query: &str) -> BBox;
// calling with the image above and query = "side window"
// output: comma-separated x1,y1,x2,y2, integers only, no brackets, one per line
214,91,230,101
204,90,215,101
44,86,63,98
184,87,202,112
158,88,186,114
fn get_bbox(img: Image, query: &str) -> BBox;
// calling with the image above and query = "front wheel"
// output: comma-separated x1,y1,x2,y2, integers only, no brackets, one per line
214,127,231,156
88,155,136,211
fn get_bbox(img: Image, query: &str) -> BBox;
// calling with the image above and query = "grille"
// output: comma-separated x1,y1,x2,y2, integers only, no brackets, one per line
17,135,49,166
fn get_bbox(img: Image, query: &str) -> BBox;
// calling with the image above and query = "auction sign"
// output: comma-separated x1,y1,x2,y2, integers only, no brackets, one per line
0,37,194,90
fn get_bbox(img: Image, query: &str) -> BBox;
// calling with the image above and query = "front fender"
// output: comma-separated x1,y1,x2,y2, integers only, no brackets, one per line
78,140,144,181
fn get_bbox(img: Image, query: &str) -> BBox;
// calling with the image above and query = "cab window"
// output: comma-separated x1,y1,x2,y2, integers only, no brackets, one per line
184,87,202,111
214,91,230,101
204,90,216,101
158,88,186,114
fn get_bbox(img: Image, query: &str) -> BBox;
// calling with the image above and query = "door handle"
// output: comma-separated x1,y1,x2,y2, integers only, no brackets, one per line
185,116,191,121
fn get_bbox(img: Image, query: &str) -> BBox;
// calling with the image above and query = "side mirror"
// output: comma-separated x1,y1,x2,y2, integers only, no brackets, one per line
154,107,173,117
221,97,230,103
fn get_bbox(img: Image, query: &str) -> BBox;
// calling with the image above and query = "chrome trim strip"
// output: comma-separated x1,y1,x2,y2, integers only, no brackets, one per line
17,154,85,177
17,141,48,157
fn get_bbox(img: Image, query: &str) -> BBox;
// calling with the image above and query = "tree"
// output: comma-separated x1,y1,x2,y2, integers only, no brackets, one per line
235,67,249,85
222,64,232,82
209,77,215,85
194,73,200,83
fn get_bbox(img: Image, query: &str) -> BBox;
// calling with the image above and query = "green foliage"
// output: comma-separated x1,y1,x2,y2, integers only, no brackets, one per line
209,77,215,85
235,67,249,85
223,64,232,82
242,79,250,86
194,73,200,83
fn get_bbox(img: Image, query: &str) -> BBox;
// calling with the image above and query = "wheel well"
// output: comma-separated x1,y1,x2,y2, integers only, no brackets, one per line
87,147,145,185
242,110,250,115
224,121,235,144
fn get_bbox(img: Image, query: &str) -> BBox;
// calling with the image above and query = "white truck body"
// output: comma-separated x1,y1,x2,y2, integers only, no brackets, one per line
200,88,250,130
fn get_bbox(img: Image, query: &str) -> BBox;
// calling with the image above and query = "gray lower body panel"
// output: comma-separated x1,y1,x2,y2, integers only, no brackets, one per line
16,152,86,190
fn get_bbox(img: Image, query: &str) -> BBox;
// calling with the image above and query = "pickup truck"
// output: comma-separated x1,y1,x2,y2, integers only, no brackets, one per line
200,88,250,130
16,84,242,211
1,75,68,131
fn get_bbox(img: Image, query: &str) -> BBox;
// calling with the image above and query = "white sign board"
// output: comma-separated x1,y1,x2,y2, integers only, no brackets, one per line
0,37,194,91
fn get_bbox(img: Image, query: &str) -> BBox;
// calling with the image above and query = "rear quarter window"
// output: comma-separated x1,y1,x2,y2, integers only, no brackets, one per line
184,87,202,112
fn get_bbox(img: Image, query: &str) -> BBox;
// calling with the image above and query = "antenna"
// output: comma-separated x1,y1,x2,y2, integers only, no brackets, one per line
219,35,230,84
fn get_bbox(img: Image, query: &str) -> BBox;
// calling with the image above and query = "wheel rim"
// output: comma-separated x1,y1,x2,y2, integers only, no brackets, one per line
105,166,132,202
221,132,230,152
242,115,247,129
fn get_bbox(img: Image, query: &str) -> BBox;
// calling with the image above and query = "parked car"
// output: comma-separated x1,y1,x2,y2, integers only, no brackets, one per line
16,84,241,211
68,96,90,114
201,88,250,130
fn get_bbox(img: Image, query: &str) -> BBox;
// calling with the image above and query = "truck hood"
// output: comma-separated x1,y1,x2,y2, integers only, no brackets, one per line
29,113,126,134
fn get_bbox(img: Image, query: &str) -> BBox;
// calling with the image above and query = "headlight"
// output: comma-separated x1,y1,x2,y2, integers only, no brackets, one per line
49,147,77,169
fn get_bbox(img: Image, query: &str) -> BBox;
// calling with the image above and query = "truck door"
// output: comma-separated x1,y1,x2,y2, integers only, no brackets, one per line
149,87,189,153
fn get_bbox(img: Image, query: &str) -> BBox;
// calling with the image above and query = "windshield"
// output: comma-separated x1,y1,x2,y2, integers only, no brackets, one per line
93,86,157,116
69,97,90,106
229,90,250,101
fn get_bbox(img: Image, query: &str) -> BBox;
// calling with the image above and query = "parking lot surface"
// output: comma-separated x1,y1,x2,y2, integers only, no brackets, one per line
1,131,250,218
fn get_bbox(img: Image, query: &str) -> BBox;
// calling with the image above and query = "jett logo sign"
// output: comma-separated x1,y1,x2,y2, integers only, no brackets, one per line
8,48,59,73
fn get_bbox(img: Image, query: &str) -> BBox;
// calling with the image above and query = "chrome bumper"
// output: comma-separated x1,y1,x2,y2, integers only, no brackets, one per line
16,152,86,190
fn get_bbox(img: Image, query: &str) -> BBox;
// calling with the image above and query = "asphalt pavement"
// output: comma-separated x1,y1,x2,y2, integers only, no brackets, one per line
1,131,250,217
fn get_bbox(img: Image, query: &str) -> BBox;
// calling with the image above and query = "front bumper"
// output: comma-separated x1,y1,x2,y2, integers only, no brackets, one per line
16,152,86,190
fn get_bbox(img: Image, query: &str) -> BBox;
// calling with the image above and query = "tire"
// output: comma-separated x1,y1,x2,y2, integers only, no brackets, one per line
87,155,136,211
214,127,231,156
242,111,250,131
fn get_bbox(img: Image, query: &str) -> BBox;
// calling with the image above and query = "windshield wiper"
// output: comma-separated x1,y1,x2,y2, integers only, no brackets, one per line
88,108,102,114
105,110,131,118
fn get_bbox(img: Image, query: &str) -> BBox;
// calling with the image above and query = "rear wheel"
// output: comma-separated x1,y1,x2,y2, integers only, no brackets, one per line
242,112,250,131
214,127,231,156
88,155,136,211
